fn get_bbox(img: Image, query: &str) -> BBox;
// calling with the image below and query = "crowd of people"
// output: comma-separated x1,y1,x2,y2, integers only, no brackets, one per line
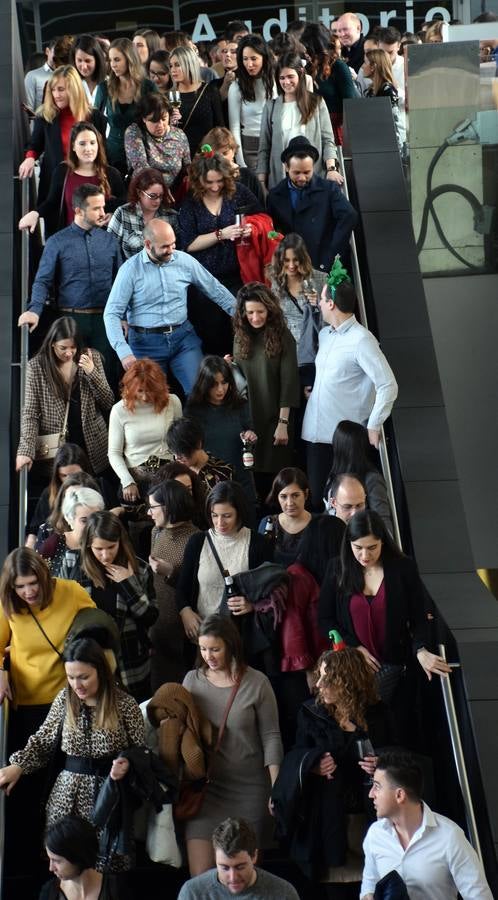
4,11,495,900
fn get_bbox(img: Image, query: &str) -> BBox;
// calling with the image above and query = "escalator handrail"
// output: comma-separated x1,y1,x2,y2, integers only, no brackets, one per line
16,175,32,547
339,147,484,863
337,147,403,550
0,697,9,893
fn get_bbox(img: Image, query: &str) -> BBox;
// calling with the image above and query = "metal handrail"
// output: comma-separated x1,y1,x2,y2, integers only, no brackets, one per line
0,697,9,891
338,149,483,860
16,175,31,546
337,147,403,549
438,644,483,863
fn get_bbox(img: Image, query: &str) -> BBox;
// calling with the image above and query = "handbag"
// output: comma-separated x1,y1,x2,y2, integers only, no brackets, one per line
174,677,241,822
374,870,410,899
34,397,70,461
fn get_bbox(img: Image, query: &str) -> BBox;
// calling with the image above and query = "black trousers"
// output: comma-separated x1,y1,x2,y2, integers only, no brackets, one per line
305,441,334,512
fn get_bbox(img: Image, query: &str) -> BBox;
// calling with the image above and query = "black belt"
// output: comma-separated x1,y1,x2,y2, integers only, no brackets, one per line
64,755,114,776
129,322,185,335
59,307,104,315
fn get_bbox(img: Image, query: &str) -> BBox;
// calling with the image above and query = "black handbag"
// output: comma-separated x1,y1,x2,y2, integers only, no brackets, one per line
374,870,410,899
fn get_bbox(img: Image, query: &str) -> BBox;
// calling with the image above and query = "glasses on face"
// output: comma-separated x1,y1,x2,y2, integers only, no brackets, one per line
148,503,163,510
140,189,163,201
333,501,366,513
149,70,168,79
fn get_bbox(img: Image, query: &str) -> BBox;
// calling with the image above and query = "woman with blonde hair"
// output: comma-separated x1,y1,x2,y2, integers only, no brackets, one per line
18,121,125,237
169,45,223,155
18,65,107,202
363,49,403,150
95,38,156,174
38,486,106,578
108,358,182,502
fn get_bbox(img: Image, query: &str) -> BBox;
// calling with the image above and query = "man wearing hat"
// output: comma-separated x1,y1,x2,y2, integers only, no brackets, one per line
267,136,357,273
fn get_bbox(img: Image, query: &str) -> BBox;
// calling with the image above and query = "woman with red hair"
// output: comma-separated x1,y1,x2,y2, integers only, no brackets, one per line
107,165,178,259
108,358,182,502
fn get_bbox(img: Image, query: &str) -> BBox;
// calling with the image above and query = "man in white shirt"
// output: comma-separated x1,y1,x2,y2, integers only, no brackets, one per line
361,752,493,900
302,280,398,506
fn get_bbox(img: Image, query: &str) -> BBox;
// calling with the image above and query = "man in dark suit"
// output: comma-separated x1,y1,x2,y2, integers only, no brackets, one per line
267,136,358,273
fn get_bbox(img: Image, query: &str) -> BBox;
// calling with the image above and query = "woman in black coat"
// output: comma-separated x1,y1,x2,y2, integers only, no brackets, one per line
271,646,395,885
18,65,107,204
318,510,451,699
175,481,273,654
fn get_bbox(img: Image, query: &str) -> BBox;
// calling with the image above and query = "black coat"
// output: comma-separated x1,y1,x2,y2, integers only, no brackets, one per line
271,699,395,879
37,161,125,236
318,555,432,664
267,174,358,272
26,109,107,203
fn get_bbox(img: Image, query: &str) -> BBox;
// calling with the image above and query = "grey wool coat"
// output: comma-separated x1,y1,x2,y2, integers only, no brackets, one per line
256,95,337,190
17,350,114,473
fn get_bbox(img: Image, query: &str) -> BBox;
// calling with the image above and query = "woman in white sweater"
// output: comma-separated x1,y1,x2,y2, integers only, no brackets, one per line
108,358,182,501
228,34,276,173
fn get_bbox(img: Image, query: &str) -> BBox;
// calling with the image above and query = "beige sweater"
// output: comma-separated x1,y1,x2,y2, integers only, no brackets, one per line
108,395,182,487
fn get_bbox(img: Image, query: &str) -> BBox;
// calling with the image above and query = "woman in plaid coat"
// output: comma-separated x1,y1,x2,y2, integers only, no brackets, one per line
16,317,114,476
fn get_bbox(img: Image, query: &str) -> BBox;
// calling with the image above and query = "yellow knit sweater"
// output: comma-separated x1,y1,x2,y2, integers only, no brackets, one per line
0,578,95,706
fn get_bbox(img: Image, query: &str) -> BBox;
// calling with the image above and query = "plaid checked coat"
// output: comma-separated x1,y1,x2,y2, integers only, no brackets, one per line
17,350,114,474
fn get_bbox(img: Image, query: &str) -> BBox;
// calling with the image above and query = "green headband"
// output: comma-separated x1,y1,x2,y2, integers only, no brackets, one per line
326,255,351,297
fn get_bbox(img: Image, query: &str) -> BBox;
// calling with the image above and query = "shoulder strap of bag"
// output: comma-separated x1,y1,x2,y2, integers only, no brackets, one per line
210,678,241,765
206,531,229,578
27,605,63,658
60,394,71,443
182,83,208,132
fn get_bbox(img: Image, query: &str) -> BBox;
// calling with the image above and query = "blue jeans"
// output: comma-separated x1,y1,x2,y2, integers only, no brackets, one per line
128,321,203,394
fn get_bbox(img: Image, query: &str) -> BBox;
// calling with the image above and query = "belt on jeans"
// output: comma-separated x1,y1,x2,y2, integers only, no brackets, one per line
129,322,185,334
59,307,104,315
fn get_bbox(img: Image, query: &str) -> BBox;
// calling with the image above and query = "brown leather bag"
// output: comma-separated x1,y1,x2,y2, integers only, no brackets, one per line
174,677,241,822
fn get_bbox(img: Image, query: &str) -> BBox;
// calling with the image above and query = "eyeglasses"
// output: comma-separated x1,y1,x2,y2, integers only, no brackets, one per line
149,70,168,78
140,190,163,201
333,501,366,513
148,503,163,510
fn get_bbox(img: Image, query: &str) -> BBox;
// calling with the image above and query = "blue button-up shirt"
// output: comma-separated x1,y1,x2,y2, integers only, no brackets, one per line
104,248,237,360
29,223,122,316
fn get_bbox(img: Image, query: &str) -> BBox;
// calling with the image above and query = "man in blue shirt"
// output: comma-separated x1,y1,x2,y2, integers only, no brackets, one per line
18,184,121,379
104,219,236,393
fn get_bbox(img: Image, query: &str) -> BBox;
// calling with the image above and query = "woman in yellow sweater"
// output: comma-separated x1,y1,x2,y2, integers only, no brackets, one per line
0,548,95,745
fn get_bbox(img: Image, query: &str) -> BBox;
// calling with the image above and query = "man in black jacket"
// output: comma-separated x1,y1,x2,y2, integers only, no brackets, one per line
267,136,358,273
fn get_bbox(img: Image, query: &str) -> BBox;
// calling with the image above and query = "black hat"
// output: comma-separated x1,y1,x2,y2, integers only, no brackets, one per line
281,136,320,164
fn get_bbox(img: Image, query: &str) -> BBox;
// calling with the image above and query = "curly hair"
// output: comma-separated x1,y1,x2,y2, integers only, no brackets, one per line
67,122,110,198
188,153,236,201
314,647,379,730
187,355,245,409
120,357,170,413
107,38,145,107
127,166,166,205
233,283,286,359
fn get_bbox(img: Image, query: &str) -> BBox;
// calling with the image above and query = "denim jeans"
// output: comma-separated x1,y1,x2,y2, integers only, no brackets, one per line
128,321,203,394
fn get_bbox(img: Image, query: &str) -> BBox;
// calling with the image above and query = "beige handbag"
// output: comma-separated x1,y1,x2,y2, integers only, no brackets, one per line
34,398,70,461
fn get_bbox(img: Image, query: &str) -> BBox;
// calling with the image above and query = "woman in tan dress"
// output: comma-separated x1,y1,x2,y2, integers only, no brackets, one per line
182,614,283,875
147,479,199,688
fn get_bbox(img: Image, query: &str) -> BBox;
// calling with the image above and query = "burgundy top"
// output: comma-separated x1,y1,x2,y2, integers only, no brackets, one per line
349,580,387,660
64,171,100,223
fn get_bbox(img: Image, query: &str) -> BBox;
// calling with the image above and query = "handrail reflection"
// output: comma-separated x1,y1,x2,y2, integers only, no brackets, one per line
17,175,31,547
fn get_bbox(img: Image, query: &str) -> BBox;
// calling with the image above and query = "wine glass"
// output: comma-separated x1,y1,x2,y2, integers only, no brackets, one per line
168,90,181,109
356,738,375,785
302,278,318,305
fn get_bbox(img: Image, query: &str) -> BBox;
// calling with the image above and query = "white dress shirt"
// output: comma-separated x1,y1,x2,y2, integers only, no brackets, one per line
302,315,398,444
361,802,493,900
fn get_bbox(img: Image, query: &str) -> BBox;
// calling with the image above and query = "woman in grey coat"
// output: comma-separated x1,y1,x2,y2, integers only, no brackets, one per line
256,51,339,192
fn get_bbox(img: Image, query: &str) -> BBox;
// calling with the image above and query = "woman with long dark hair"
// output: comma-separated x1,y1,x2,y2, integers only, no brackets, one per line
124,92,190,187
132,28,161,66
0,637,145,871
186,355,257,510
257,51,338,191
232,283,300,486
79,511,158,701
260,467,312,566
107,166,178,258
182,614,282,875
26,443,92,549
147,480,199,687
71,34,107,104
301,22,357,145
325,420,393,531
318,510,451,700
18,65,107,203
19,121,124,237
94,38,156,175
228,34,276,172
16,316,113,476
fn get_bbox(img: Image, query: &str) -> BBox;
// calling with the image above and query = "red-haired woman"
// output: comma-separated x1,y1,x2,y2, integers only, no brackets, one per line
232,283,300,489
108,358,182,502
107,166,178,259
